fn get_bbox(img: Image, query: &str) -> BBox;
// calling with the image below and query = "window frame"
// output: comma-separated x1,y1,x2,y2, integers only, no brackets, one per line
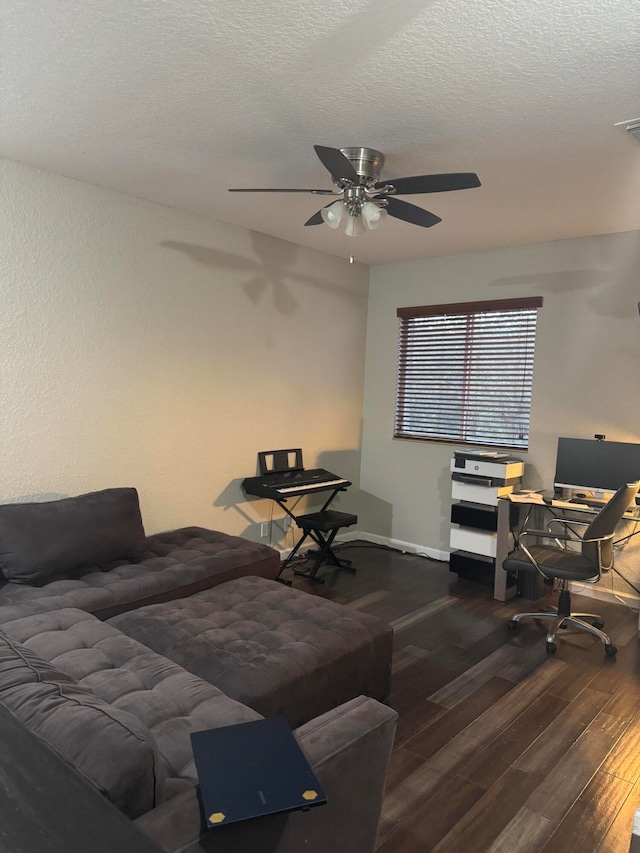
394,296,543,451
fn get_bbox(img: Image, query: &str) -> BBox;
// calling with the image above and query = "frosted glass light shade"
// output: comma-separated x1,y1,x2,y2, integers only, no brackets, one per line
344,214,365,237
321,200,347,229
361,201,388,230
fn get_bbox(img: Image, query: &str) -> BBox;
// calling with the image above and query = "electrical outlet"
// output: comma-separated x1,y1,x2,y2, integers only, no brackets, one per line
283,516,292,532
260,522,269,539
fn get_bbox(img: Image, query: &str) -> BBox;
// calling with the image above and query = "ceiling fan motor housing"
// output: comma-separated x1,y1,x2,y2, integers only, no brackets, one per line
339,147,385,186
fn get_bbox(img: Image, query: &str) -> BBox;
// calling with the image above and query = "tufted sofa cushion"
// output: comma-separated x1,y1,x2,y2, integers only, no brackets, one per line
0,527,280,623
108,576,393,728
1,608,262,784
0,626,164,818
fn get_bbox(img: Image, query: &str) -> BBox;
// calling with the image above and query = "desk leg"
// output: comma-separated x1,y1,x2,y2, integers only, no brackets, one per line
494,499,517,602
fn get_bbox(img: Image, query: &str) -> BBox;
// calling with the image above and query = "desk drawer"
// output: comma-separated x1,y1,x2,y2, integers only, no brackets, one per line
450,503,498,531
451,481,514,506
450,527,497,558
449,551,495,585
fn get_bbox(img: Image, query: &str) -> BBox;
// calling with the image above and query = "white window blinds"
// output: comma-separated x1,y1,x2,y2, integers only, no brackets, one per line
395,297,543,450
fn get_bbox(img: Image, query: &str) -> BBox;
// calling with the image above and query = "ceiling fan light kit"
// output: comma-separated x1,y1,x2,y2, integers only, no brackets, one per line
229,145,481,238
344,214,366,238
321,199,347,229
361,200,387,230
321,198,388,235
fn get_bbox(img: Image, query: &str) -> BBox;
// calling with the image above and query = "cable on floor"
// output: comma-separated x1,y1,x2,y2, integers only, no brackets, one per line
332,541,448,564
612,566,640,599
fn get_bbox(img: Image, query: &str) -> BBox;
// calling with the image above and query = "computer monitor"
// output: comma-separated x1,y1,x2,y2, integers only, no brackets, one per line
554,437,640,498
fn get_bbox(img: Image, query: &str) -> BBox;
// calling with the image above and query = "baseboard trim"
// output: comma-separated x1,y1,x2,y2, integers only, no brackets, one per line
344,531,449,563
276,529,449,563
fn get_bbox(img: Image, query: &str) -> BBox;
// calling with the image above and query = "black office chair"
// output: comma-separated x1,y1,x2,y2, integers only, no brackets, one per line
503,481,640,656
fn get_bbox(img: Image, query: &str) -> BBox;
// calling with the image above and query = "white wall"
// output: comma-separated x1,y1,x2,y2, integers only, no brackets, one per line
1,159,369,541
361,230,640,596
4,156,638,596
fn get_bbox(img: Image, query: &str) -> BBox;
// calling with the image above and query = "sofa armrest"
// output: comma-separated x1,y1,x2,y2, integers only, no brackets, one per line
135,695,397,853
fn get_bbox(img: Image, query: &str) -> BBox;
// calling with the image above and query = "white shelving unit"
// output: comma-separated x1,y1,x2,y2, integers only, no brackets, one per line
448,451,524,601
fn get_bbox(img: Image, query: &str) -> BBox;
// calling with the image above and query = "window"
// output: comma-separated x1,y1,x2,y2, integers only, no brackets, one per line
394,296,543,450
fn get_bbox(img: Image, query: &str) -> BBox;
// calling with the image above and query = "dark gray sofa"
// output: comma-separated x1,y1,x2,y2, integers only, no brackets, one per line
0,488,280,622
0,487,397,851
0,608,397,853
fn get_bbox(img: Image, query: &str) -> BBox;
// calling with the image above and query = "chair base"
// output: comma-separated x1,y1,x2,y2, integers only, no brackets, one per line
508,585,617,656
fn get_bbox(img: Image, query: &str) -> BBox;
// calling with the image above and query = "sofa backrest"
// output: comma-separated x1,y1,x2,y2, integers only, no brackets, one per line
0,627,165,818
0,488,146,584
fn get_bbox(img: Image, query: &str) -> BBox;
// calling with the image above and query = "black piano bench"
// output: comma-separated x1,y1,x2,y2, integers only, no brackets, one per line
285,510,358,584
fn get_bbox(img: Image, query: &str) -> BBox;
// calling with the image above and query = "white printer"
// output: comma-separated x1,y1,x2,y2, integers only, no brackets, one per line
450,451,524,507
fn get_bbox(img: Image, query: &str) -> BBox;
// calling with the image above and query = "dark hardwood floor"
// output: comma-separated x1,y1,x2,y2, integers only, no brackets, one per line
289,542,640,852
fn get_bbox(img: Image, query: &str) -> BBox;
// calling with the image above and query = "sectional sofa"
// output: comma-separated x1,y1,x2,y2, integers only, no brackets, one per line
0,488,397,853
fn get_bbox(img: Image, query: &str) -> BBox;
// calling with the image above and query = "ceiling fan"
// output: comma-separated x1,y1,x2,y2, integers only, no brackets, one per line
229,145,481,236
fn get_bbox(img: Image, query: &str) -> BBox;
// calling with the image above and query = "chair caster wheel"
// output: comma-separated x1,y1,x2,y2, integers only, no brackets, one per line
593,619,605,629
507,620,518,632
546,641,557,654
605,644,617,657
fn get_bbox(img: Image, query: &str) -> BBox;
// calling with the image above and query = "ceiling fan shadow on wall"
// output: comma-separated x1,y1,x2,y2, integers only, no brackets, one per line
229,145,481,237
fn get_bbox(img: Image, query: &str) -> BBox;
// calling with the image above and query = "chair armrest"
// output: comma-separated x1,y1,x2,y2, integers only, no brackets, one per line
535,527,615,546
135,696,398,853
522,529,574,539
547,518,591,529
520,528,572,539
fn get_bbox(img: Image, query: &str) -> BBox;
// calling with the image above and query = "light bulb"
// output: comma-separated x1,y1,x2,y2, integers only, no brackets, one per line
344,214,365,237
361,201,388,230
321,200,346,229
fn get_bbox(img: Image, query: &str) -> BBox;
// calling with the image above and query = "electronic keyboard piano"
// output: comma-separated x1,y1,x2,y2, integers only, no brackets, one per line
242,468,351,500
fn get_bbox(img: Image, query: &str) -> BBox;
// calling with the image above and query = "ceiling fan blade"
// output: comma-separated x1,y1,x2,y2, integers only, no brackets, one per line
313,145,359,184
385,197,442,228
376,173,481,195
304,209,326,226
228,188,335,194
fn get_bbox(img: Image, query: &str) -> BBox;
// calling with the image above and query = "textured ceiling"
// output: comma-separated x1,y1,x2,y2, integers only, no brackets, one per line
2,0,640,264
